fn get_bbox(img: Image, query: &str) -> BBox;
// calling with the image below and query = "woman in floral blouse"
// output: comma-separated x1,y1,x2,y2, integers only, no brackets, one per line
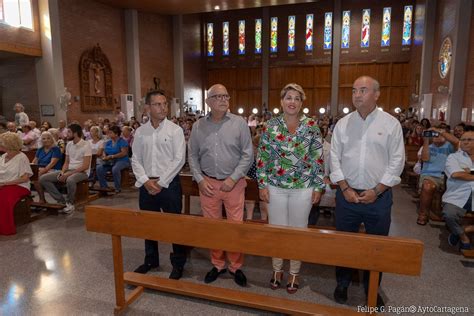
257,83,324,294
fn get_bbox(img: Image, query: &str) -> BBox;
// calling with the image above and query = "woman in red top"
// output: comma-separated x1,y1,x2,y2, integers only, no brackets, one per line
408,124,424,146
0,132,33,235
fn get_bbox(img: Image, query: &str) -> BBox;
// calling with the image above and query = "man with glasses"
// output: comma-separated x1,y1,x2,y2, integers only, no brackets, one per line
443,130,474,251
188,84,253,287
330,76,405,308
131,90,188,280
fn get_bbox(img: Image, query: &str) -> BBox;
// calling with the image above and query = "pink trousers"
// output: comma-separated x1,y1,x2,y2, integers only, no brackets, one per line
199,177,246,272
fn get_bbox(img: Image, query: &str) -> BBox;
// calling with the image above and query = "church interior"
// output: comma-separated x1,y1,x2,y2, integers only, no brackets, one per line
0,0,473,315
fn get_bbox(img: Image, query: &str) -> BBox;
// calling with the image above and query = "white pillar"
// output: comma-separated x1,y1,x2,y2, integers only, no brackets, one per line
35,0,65,126
125,9,141,117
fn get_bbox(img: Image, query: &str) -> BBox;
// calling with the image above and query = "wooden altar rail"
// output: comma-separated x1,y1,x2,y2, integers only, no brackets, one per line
85,205,423,315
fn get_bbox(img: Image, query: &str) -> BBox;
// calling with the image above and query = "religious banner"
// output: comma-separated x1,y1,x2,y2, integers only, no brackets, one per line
238,20,245,55
341,11,350,49
305,14,314,51
207,23,214,57
402,5,413,46
323,12,332,50
270,17,278,53
288,15,296,52
255,18,262,54
223,21,230,56
360,9,370,48
381,7,391,47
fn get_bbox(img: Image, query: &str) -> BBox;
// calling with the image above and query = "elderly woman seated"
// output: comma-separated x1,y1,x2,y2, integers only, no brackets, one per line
0,132,33,235
31,131,63,203
96,125,130,193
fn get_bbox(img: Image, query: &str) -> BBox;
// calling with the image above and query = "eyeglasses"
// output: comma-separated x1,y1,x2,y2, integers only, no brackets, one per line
208,94,230,101
460,138,474,142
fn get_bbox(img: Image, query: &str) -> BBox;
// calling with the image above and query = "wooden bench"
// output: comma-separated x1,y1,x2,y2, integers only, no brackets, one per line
85,205,424,315
179,173,259,215
14,195,33,226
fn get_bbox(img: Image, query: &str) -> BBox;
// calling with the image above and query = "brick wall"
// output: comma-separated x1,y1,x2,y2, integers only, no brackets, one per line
0,57,40,122
138,12,174,98
58,0,128,124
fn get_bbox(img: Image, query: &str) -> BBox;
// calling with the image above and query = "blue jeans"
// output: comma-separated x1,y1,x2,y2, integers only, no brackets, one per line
335,188,392,291
96,160,130,191
139,175,187,269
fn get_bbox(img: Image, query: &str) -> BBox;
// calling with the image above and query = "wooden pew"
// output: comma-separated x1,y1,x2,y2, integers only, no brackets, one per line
402,145,421,186
85,205,424,315
14,195,33,226
22,150,37,163
179,173,259,215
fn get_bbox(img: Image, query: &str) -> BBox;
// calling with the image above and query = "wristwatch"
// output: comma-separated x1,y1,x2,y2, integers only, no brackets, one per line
373,187,383,197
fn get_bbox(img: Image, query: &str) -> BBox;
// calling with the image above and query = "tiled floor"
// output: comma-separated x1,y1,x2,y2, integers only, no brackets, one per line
1,185,473,315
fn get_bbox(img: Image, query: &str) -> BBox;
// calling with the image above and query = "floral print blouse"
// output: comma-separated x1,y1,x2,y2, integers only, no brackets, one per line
256,115,324,192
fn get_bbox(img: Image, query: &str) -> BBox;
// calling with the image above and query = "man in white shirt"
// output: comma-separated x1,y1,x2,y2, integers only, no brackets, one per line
330,76,405,307
131,91,187,280
443,130,474,251
39,124,91,214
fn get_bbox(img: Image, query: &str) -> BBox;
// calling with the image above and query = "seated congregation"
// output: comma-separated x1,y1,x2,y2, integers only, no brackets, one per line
1,78,473,314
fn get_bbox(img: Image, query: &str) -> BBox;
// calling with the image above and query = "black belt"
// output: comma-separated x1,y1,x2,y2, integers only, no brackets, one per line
202,171,225,181
149,177,160,180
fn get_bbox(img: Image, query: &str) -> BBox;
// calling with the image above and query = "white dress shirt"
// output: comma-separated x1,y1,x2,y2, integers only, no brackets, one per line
131,118,185,189
442,150,473,211
330,108,405,190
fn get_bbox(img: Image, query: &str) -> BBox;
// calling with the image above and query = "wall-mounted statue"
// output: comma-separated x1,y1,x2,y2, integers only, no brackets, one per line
79,44,113,112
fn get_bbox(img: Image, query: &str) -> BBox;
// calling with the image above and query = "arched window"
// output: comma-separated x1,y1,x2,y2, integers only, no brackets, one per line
0,0,33,30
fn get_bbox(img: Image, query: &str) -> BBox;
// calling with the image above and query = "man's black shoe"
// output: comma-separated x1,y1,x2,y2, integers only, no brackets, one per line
169,267,184,280
133,264,158,274
334,285,348,304
229,269,247,287
204,267,227,283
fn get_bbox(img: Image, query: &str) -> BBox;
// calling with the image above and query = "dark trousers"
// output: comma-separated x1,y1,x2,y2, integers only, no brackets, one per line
139,175,187,269
335,188,392,292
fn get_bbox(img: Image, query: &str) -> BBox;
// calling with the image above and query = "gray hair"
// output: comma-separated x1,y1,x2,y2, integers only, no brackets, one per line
14,103,24,111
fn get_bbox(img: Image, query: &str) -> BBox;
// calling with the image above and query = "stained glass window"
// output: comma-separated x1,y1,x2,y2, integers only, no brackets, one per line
238,20,245,55
402,5,413,45
341,11,350,49
381,7,391,47
206,23,214,57
360,9,370,48
223,21,230,56
288,15,296,52
255,19,262,54
270,17,278,53
323,12,332,50
305,14,314,51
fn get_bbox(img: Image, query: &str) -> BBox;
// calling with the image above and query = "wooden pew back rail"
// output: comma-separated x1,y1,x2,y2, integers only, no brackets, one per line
85,205,424,315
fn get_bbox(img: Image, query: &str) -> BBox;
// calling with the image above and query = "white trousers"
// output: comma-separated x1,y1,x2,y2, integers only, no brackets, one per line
268,185,313,274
